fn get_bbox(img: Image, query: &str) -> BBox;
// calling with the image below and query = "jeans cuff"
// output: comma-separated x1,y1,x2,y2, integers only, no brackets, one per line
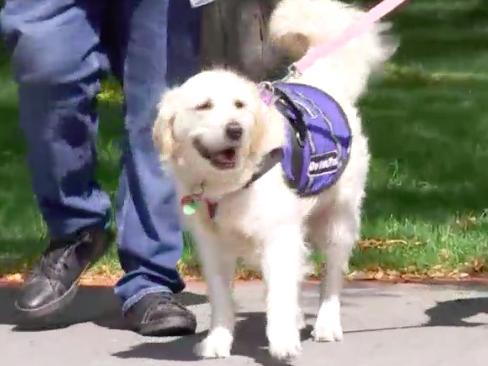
121,286,172,314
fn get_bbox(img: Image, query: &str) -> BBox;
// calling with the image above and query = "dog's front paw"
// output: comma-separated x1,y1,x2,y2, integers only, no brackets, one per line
312,319,343,342
312,300,343,342
267,324,302,360
197,327,233,359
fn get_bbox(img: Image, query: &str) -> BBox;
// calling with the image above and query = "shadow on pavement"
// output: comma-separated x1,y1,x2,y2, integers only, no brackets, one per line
0,285,207,331
345,296,488,336
112,295,488,365
113,296,488,366
2,283,488,366
113,311,311,366
425,297,488,327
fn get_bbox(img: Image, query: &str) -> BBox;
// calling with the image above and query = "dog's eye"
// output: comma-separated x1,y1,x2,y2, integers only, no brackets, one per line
234,100,245,109
195,100,213,111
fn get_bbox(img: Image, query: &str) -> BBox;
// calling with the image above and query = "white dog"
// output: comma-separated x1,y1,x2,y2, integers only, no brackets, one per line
153,0,395,360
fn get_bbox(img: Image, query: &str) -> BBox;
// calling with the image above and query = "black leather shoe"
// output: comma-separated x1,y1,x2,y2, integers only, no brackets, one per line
125,292,197,336
15,226,109,319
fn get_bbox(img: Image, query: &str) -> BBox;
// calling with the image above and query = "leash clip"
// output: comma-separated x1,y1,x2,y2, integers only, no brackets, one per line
282,64,302,82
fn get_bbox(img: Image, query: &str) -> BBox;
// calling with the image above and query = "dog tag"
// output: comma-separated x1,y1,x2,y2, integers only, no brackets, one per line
189,0,215,8
181,196,200,216
183,202,198,216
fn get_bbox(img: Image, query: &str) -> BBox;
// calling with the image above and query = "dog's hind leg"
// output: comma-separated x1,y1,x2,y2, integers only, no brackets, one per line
192,225,237,358
310,201,360,342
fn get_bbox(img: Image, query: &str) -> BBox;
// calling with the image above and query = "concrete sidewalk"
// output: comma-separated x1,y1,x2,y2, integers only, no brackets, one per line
1,281,488,366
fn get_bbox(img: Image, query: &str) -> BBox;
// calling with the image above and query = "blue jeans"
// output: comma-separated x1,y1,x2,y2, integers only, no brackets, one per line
0,0,200,312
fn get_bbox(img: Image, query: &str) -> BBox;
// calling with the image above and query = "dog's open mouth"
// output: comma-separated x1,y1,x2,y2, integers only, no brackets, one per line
193,138,238,170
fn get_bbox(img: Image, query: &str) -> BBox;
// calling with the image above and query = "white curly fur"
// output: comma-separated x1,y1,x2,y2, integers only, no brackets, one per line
153,0,396,360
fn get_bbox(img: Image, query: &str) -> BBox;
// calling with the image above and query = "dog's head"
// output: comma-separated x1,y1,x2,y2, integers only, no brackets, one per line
153,70,284,195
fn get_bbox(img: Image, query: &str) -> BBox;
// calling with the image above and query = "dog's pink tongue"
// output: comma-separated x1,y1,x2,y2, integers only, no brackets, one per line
215,148,236,163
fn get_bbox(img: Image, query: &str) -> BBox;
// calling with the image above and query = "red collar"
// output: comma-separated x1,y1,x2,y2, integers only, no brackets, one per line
206,200,218,219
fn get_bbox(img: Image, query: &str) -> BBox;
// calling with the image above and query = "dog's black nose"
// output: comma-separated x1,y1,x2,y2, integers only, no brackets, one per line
225,122,243,141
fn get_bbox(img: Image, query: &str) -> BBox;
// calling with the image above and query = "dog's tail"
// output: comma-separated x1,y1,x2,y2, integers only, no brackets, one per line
269,0,397,102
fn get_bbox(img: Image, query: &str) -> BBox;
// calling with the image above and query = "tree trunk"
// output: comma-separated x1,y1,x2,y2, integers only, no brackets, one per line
200,0,281,81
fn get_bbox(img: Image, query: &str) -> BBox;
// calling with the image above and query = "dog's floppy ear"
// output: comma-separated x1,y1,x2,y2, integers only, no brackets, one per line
250,98,285,157
153,88,180,160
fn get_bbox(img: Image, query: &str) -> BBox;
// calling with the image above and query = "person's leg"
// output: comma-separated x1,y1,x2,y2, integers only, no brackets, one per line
106,0,201,334
0,0,111,318
1,0,111,236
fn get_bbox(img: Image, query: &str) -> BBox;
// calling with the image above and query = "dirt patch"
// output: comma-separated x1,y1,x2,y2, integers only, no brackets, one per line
2,271,488,288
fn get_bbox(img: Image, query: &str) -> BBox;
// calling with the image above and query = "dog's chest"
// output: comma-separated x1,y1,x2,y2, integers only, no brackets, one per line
212,207,263,263
213,195,260,242
211,172,303,242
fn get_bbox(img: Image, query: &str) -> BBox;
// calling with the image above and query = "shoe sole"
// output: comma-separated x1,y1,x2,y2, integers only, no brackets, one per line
137,316,197,337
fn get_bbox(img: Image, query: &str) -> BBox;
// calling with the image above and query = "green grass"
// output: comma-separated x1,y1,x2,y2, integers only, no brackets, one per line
1,0,488,278
351,0,488,275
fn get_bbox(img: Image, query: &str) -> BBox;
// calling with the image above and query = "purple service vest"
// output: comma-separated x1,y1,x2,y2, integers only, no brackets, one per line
272,82,352,196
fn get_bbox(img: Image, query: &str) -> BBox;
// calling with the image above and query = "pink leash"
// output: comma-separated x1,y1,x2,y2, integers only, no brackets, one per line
293,0,409,73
